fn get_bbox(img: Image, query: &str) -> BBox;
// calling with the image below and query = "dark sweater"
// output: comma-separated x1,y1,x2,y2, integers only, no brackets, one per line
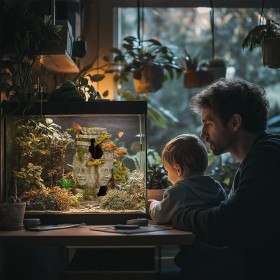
172,132,280,280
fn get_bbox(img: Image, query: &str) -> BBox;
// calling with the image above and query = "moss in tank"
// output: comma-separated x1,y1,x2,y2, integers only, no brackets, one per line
23,186,81,211
100,170,145,211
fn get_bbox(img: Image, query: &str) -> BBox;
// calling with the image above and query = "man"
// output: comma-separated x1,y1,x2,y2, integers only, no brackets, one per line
172,78,280,280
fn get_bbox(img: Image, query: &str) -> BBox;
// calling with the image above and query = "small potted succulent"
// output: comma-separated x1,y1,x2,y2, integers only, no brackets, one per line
242,17,280,68
182,50,212,88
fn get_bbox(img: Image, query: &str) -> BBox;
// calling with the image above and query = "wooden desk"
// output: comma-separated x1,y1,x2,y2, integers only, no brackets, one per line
0,225,194,280
0,224,194,247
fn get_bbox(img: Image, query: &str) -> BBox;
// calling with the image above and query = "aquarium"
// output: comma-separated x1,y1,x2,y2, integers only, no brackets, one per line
0,101,147,223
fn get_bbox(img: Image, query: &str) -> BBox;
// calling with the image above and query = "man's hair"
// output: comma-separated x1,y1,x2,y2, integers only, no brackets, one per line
162,134,208,175
190,78,269,132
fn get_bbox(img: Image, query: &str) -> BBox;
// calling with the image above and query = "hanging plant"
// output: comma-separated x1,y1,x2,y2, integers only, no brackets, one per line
242,17,280,68
242,0,280,68
104,36,183,93
200,1,227,82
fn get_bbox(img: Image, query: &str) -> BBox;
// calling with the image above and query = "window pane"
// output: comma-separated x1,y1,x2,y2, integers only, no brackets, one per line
119,7,280,154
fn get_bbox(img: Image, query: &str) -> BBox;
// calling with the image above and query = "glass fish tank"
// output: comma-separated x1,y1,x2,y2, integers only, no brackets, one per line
0,101,147,224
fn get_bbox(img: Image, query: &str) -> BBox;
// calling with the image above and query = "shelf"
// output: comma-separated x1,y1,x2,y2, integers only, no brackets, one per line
39,51,79,73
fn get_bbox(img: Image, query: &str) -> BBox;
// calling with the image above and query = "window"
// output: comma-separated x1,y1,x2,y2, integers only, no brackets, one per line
116,6,280,154
83,1,280,193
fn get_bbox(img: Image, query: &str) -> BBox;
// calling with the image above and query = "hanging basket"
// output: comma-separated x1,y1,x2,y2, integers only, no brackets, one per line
133,64,164,93
261,38,280,68
184,70,212,88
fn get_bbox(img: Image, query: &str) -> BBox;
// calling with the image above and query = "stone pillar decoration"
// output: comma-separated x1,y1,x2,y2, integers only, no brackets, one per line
72,127,114,200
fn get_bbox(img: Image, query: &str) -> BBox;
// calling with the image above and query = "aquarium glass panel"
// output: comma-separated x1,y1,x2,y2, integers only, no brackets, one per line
3,102,147,215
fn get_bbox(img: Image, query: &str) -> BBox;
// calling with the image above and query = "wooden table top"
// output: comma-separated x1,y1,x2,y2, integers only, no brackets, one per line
0,224,194,247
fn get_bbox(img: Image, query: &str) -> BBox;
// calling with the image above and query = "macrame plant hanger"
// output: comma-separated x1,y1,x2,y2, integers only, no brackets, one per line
210,0,215,60
136,0,148,95
137,0,144,44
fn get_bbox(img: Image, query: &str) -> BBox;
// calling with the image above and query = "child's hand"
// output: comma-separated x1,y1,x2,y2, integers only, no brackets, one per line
147,199,157,206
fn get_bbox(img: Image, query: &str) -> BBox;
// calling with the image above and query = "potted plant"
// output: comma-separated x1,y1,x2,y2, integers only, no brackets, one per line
0,179,26,231
202,57,227,81
147,164,171,200
182,50,212,88
97,36,182,94
0,0,62,109
48,78,102,102
146,149,171,200
242,17,280,68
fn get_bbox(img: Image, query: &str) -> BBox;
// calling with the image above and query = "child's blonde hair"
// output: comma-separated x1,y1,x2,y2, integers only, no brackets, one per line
162,134,208,175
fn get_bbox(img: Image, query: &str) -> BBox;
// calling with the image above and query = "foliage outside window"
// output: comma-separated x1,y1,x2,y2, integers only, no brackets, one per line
119,7,280,157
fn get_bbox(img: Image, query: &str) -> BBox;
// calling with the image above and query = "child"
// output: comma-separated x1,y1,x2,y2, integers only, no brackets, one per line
148,133,226,223
148,134,246,280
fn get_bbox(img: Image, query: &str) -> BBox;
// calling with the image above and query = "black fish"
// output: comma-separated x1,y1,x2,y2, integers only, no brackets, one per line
97,186,108,197
89,138,103,159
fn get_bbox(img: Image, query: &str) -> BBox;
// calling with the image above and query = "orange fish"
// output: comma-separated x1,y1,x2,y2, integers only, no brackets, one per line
118,131,124,138
114,148,128,157
102,141,116,150
72,121,83,134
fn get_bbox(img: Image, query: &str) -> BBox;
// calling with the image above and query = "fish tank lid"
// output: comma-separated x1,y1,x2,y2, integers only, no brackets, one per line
1,100,147,116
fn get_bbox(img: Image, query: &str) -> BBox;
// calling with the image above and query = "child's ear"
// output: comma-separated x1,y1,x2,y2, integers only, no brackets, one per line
176,165,182,176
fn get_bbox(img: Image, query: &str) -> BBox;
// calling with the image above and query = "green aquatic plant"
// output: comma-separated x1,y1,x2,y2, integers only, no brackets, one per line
59,178,75,189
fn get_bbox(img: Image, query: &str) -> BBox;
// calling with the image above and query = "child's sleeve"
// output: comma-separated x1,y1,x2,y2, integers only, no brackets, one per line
149,189,185,225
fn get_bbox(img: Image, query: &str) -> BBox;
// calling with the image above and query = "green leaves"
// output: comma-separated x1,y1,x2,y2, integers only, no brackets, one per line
242,18,280,51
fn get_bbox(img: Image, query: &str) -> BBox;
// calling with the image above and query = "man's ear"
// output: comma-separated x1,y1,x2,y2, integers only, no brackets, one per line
231,114,242,131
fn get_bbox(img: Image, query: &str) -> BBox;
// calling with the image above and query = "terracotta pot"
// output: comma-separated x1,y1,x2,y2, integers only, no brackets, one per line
262,38,280,68
133,65,164,93
0,202,26,230
184,70,212,88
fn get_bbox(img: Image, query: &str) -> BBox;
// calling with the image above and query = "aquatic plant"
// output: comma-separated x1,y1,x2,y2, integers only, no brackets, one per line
95,134,112,145
113,160,129,182
124,177,146,210
13,118,73,190
23,186,80,211
83,188,89,200
99,189,137,210
100,170,146,211
87,159,105,166
12,163,45,194
59,178,75,189
77,147,87,162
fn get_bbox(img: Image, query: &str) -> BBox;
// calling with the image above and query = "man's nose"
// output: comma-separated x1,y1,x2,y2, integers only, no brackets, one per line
200,127,205,139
